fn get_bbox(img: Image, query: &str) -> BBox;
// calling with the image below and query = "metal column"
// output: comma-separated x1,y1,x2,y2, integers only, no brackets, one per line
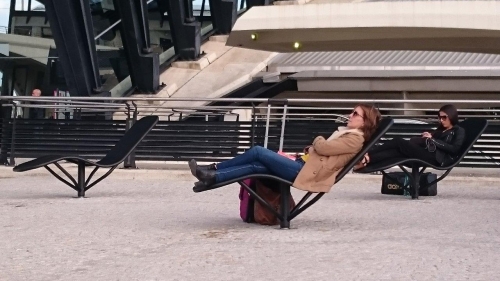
43,0,105,97
208,0,237,34
114,0,159,93
159,0,201,60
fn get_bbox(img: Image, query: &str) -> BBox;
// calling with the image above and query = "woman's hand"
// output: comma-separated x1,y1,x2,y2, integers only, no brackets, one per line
313,136,325,145
421,132,432,139
354,153,370,171
303,145,312,154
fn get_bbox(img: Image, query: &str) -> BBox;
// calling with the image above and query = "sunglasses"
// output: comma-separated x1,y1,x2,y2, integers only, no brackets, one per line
438,115,448,121
352,110,365,119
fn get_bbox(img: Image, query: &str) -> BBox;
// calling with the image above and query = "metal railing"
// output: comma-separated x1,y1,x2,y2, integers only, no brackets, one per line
0,96,496,102
1,96,499,168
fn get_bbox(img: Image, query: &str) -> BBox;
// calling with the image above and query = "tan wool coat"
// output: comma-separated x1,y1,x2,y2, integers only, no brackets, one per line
293,129,364,193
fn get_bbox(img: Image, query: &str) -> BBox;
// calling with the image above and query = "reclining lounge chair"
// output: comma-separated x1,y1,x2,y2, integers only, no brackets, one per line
195,118,394,229
13,116,159,197
355,118,488,199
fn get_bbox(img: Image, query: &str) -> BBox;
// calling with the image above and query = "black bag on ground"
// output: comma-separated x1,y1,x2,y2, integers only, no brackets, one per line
381,172,437,196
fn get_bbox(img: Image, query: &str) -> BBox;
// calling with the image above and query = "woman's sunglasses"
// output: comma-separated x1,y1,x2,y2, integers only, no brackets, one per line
352,110,365,119
438,115,448,121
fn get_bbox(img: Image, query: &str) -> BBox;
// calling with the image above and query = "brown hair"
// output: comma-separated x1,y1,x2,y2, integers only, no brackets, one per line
355,103,381,142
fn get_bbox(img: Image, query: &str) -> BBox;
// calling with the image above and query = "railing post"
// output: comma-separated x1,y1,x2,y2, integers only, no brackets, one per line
251,103,256,147
264,104,271,148
74,108,82,120
9,103,17,166
279,102,288,152
123,103,138,169
123,102,139,169
0,102,11,165
266,98,288,151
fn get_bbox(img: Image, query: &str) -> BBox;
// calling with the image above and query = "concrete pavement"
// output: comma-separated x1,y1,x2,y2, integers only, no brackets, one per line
1,167,500,280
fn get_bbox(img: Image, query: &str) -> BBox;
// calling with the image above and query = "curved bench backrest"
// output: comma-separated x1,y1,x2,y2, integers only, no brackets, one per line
98,116,159,166
335,117,394,183
442,118,488,169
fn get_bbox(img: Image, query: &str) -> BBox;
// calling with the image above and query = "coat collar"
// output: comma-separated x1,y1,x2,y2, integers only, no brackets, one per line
327,126,364,141
338,126,364,135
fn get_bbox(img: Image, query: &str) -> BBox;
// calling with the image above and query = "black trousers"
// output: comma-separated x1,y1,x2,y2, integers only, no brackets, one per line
369,137,439,165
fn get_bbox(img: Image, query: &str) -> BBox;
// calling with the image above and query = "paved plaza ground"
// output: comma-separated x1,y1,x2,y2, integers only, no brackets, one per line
1,165,500,280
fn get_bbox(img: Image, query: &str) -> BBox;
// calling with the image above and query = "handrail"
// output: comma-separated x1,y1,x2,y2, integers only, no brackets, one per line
3,100,500,117
94,0,155,41
4,96,500,104
2,103,500,116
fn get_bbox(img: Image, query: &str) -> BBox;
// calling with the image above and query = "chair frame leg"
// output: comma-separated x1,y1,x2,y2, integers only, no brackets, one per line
289,192,325,220
77,161,86,198
279,183,291,229
46,161,118,197
399,165,422,200
411,166,421,200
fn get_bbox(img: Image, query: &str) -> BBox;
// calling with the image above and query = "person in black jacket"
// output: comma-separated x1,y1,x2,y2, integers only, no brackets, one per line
355,104,465,169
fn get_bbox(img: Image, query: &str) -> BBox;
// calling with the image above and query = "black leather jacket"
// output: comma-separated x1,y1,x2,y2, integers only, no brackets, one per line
429,125,466,166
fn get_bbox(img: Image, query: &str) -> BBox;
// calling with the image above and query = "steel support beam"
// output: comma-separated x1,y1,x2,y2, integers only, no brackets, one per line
208,0,237,34
8,0,16,34
43,0,104,96
246,0,272,9
159,0,201,60
114,0,159,93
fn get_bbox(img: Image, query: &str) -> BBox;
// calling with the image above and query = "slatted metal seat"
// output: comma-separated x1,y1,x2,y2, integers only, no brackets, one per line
13,116,159,197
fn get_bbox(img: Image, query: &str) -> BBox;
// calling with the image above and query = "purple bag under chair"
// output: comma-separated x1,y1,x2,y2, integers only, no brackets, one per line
239,179,255,223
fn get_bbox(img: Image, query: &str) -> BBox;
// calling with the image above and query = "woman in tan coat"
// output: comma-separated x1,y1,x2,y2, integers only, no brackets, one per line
189,104,381,193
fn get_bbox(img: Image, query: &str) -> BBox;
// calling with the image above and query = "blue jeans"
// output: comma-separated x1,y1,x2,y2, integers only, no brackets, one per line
215,146,304,183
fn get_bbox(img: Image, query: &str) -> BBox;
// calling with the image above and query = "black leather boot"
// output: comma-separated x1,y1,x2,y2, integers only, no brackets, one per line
188,159,216,178
193,181,208,193
199,163,217,170
196,168,216,186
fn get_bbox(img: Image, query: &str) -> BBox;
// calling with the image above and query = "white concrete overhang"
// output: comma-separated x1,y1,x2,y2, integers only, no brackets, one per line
227,1,500,54
291,70,500,92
